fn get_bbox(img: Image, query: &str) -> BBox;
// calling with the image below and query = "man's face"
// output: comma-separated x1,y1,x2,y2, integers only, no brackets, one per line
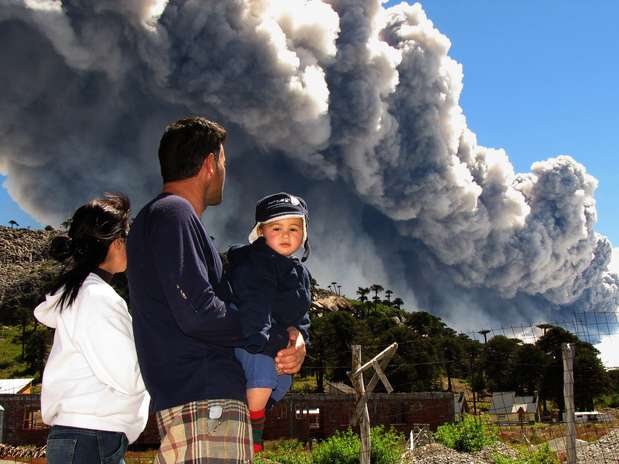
204,144,226,206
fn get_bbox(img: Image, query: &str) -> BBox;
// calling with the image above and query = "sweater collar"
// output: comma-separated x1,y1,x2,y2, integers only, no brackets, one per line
93,267,114,284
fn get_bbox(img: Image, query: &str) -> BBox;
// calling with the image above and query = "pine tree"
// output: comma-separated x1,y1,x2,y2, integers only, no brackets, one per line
356,287,370,303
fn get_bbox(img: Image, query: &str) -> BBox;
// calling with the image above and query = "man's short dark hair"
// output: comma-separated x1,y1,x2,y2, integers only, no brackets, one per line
158,117,227,182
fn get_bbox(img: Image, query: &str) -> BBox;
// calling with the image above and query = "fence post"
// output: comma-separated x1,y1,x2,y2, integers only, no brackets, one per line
352,345,371,464
349,342,398,464
562,343,576,464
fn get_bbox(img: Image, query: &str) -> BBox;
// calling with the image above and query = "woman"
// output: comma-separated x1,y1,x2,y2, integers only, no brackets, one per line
34,193,149,464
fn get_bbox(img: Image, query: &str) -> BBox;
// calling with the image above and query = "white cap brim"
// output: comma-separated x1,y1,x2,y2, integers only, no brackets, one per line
248,213,307,244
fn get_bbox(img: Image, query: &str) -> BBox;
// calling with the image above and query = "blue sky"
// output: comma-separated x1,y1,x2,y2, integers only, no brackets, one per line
388,0,619,246
0,177,42,229
398,0,619,366
2,1,618,245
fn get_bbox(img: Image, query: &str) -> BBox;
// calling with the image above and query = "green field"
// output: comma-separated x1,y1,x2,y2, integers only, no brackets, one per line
0,325,28,379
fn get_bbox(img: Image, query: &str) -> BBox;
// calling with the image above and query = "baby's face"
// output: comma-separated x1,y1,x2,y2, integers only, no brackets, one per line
259,217,304,256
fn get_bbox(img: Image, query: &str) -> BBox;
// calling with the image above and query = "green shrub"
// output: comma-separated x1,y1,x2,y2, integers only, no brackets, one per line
369,426,405,464
311,429,360,464
492,444,559,464
270,439,305,452
255,439,311,464
434,415,497,452
310,427,404,464
595,393,619,408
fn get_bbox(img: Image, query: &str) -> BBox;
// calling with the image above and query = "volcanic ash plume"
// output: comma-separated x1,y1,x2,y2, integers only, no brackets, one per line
0,0,617,328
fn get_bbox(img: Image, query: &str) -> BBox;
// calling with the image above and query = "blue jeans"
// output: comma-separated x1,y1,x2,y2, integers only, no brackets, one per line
235,348,292,402
46,425,128,464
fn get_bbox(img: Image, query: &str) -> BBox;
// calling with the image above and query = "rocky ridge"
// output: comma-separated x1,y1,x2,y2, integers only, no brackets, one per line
576,428,619,462
0,226,351,313
311,294,354,313
402,442,518,464
0,226,57,303
402,429,619,463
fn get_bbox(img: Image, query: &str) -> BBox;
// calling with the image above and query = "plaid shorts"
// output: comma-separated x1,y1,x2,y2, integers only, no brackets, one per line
155,399,253,464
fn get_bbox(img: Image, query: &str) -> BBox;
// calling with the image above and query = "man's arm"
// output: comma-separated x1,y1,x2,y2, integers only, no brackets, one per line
150,205,241,345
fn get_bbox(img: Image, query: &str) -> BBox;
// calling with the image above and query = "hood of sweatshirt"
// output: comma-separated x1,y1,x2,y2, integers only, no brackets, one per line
34,290,63,329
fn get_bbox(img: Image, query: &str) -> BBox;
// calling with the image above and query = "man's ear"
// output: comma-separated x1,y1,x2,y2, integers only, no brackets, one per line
202,153,216,176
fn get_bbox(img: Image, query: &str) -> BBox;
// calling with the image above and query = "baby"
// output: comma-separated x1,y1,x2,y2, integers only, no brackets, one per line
227,192,312,453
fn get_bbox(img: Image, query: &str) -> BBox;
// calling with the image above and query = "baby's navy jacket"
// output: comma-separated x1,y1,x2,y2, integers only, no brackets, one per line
227,237,311,358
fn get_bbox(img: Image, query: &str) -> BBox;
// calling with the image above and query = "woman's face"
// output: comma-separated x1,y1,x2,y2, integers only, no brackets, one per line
115,238,128,273
105,237,127,274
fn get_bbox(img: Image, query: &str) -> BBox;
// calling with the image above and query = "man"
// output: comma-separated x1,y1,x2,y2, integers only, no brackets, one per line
127,117,306,463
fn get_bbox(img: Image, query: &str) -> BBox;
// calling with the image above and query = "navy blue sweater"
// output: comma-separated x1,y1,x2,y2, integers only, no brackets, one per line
227,237,311,358
126,193,245,412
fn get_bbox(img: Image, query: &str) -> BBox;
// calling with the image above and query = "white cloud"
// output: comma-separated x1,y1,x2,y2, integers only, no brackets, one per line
609,247,619,275
597,248,619,368
596,333,619,369
1,0,617,328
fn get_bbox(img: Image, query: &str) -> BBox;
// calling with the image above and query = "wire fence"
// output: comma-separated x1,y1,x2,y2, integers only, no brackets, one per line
0,312,618,463
370,311,619,463
292,311,619,463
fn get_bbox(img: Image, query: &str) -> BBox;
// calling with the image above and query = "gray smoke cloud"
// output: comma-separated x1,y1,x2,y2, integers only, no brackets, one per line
1,0,617,330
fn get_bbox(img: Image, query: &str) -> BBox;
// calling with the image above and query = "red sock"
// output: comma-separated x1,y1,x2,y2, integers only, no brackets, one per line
250,409,266,453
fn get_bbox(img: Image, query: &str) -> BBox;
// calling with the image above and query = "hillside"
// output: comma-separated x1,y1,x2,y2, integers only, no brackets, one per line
0,224,353,315
0,225,616,413
0,225,58,305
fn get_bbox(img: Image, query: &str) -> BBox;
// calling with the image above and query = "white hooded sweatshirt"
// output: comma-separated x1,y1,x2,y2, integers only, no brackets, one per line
34,273,150,443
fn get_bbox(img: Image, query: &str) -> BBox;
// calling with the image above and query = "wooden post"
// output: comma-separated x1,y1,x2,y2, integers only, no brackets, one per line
352,344,397,424
352,345,371,464
288,397,295,439
348,343,398,464
562,343,577,464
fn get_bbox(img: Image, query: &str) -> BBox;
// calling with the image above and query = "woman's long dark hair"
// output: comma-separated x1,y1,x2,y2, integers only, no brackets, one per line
48,193,130,310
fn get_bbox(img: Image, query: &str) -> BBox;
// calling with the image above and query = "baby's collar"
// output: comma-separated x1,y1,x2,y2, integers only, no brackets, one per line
252,237,301,263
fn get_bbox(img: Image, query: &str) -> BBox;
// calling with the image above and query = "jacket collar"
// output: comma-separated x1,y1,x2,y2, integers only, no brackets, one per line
252,237,300,264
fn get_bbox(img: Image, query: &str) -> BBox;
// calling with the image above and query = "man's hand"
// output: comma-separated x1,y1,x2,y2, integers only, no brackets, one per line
275,327,306,375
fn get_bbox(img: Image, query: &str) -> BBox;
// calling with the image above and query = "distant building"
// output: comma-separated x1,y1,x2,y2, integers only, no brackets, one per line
0,379,39,444
563,411,613,423
0,391,456,446
488,391,540,424
0,404,4,443
0,394,45,445
0,379,33,395
453,391,468,421
263,392,455,442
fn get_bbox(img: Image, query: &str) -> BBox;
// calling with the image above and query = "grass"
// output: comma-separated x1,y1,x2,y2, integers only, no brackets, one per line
0,324,28,378
496,420,619,446
290,375,318,393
